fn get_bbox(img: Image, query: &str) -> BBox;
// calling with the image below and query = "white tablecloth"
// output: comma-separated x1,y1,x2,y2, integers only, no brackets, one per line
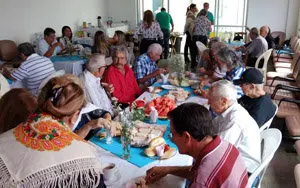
93,143,193,188
73,37,94,47
51,56,85,76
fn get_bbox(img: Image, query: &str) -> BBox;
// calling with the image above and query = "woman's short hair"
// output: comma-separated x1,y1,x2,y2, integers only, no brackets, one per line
211,80,237,103
0,88,38,134
38,75,85,118
168,103,218,141
198,9,207,17
215,47,243,68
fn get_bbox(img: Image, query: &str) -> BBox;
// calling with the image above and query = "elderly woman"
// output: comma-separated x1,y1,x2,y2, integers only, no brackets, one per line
146,103,248,187
103,47,142,105
200,47,245,98
133,10,163,54
0,88,38,134
190,9,212,69
79,54,114,116
0,75,109,187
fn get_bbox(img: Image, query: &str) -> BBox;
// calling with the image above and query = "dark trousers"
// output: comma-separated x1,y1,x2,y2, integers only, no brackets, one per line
161,29,170,59
184,31,192,62
140,38,158,55
191,35,208,68
246,56,264,68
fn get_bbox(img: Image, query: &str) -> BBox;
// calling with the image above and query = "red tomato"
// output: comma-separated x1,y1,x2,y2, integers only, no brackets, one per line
164,144,170,152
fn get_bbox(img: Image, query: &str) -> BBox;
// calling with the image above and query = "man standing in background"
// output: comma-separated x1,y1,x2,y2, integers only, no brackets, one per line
155,7,174,59
203,2,214,37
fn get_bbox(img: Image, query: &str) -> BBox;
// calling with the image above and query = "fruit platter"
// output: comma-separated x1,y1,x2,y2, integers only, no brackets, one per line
144,96,176,119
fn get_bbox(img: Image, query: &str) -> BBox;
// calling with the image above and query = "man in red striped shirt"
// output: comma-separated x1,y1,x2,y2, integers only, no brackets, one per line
146,103,248,188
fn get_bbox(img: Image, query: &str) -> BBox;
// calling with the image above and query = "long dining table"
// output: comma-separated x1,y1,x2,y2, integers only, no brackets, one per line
89,81,209,187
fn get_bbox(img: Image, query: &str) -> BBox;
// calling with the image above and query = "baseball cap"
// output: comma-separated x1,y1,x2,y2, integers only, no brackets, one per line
233,68,263,85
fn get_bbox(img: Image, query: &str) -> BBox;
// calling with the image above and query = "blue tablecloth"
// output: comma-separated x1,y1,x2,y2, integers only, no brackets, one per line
50,55,87,63
90,82,196,167
6,78,12,85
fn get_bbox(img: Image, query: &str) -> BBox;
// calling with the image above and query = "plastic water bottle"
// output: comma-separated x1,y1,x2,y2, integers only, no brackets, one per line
150,107,158,124
106,128,112,144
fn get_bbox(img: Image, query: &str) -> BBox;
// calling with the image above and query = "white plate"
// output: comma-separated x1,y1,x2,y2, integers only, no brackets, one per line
161,85,177,90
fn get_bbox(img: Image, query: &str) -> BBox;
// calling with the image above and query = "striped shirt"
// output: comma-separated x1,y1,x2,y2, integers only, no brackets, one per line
12,54,55,96
190,136,248,188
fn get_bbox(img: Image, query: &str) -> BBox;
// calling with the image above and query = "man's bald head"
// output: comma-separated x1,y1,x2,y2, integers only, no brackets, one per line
260,26,269,37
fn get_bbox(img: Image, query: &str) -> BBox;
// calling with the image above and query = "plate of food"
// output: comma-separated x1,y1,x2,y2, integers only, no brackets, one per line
144,137,177,160
130,121,166,147
147,86,163,93
160,85,177,90
144,96,176,119
166,88,190,102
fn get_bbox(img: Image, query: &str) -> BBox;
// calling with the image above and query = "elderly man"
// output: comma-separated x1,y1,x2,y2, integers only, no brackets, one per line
79,54,114,115
234,68,276,127
103,47,142,104
208,80,261,174
2,43,55,96
38,27,63,57
146,103,248,187
239,27,267,67
260,26,275,49
134,43,167,87
155,7,174,59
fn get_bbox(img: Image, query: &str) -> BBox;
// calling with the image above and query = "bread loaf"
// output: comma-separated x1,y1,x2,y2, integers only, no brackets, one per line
149,137,165,148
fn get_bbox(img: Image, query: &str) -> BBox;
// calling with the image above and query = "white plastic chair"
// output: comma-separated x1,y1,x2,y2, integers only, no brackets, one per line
294,164,300,188
248,128,282,188
247,49,273,83
259,103,278,132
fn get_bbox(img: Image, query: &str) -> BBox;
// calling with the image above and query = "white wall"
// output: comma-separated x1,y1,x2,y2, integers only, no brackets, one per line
107,0,137,30
247,0,300,38
0,0,108,43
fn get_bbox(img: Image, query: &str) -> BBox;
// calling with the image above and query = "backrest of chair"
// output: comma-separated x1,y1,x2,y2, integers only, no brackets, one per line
291,52,300,71
293,56,300,78
294,40,300,52
255,49,272,82
271,31,286,46
248,128,282,187
259,103,278,132
290,36,299,49
196,41,207,55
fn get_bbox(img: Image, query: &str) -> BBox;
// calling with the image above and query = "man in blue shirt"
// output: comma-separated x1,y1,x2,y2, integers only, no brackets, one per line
155,8,174,59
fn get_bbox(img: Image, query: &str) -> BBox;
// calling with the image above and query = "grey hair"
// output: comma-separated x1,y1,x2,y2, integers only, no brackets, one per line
250,27,259,37
254,83,264,89
111,46,128,59
211,42,227,52
211,80,237,103
215,47,243,68
198,9,207,16
147,43,162,54
86,54,106,73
